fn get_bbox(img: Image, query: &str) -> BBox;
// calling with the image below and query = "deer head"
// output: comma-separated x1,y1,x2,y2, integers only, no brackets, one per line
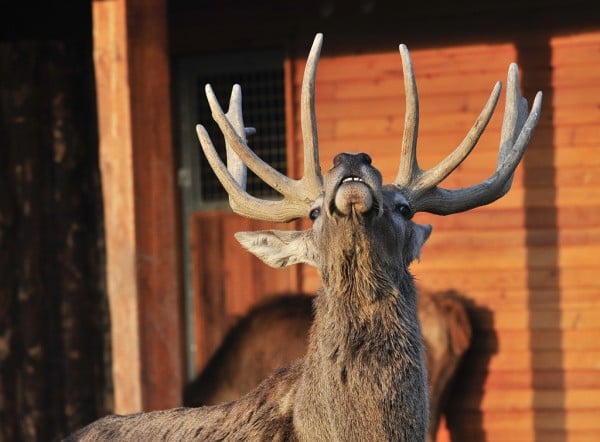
196,34,542,279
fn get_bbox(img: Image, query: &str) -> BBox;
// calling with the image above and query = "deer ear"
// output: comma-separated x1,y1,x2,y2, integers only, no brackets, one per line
407,223,432,263
235,230,318,269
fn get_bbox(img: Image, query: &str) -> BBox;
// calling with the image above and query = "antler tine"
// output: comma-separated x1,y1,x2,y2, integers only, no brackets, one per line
197,91,311,222
224,84,248,190
300,33,324,195
395,44,420,187
493,64,542,195
196,123,294,221
223,84,258,203
395,44,504,193
409,64,543,215
204,84,297,196
413,81,502,192
497,63,529,187
196,34,327,222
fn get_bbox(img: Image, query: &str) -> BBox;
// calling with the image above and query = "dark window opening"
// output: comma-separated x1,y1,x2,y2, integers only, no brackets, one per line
195,66,286,203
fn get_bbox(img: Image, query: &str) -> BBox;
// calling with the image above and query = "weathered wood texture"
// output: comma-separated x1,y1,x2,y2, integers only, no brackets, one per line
0,40,110,441
92,0,183,414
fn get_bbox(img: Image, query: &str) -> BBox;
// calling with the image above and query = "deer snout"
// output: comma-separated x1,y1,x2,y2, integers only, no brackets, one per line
324,152,383,217
333,152,372,168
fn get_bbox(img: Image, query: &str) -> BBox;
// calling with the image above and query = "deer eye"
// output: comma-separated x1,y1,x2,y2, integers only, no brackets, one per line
309,208,321,221
395,203,412,219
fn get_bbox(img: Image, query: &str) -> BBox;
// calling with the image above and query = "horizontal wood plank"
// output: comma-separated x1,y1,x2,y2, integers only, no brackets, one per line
453,388,600,411
454,369,600,390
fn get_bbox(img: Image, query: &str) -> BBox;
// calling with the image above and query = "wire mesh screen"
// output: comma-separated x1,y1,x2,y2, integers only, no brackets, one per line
196,69,286,202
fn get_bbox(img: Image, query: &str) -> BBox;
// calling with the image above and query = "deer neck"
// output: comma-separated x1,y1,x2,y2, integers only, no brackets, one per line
294,233,428,441
316,245,422,366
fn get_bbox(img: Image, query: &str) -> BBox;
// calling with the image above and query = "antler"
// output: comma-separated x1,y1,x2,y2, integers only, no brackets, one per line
395,44,543,215
196,34,324,222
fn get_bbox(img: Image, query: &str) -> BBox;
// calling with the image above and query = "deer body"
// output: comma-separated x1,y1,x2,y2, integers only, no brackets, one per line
184,290,472,442
67,33,541,441
69,154,430,441
67,362,302,440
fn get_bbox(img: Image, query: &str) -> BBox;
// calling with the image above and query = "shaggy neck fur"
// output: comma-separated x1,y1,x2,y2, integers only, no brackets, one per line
294,216,429,441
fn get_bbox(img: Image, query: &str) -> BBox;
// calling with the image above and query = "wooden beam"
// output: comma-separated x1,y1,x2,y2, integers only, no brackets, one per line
92,0,183,413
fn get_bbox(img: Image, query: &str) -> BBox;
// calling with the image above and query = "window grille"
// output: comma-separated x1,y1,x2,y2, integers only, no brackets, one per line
196,69,286,201
176,50,287,210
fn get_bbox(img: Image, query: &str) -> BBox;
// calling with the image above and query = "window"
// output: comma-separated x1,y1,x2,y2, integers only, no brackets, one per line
176,50,286,211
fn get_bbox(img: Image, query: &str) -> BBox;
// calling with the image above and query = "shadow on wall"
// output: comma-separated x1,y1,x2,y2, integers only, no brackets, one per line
518,35,565,442
446,34,559,442
445,300,498,441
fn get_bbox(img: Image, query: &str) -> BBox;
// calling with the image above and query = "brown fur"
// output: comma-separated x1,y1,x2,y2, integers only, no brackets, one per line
67,153,433,441
185,290,472,442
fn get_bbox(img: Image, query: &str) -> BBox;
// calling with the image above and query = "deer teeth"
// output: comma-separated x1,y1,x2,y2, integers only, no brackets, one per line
342,176,365,183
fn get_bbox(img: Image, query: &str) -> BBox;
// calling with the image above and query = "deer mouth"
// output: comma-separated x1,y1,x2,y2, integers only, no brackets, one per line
332,174,382,217
342,176,365,184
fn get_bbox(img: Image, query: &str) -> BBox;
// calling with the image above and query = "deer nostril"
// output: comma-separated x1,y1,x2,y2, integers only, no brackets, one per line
333,153,345,167
358,153,372,165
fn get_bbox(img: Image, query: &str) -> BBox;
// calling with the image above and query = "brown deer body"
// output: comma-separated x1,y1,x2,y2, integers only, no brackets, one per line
184,290,472,442
67,33,541,441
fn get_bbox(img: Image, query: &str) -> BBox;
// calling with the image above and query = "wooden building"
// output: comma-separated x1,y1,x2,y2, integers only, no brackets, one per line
1,0,599,440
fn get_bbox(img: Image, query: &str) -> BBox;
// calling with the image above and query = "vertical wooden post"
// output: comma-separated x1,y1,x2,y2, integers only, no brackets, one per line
92,0,183,413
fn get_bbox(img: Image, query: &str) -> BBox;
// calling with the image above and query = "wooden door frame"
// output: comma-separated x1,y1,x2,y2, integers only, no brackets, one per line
92,0,183,413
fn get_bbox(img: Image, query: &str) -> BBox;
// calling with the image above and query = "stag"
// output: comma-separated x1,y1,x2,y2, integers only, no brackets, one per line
184,290,472,442
67,33,541,441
